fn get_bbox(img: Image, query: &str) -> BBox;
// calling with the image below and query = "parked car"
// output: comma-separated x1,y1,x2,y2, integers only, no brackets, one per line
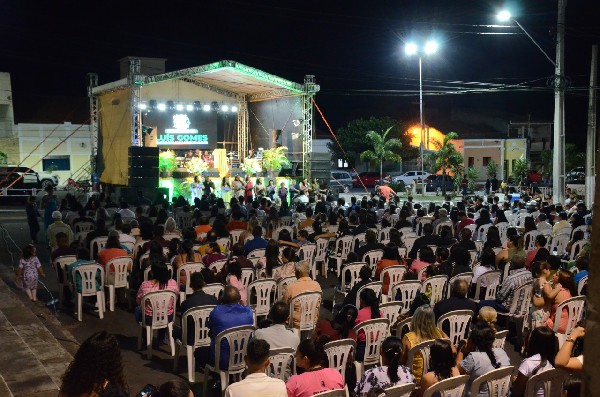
353,171,388,188
3,166,39,187
36,170,60,189
566,167,585,183
425,174,455,192
392,170,431,185
330,171,353,188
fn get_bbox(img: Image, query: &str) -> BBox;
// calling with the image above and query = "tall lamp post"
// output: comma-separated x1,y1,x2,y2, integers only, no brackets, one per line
405,40,438,195
497,6,566,204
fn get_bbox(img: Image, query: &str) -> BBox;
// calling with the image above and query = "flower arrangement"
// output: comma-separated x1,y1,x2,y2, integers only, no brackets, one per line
241,158,262,175
187,156,209,175
159,149,177,173
261,147,291,175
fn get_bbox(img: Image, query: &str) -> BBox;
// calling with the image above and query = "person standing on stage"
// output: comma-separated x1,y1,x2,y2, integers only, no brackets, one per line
254,178,266,198
244,176,254,204
232,175,244,200
195,148,202,157
278,182,288,205
191,175,204,201
299,178,310,196
204,176,215,197
267,180,276,200
248,149,256,159
221,177,232,202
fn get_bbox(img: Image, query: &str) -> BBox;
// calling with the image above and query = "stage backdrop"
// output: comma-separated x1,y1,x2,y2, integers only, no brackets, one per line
143,110,220,149
98,89,131,185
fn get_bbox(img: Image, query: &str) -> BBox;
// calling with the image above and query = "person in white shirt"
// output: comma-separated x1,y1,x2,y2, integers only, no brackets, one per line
224,338,287,397
118,223,137,246
117,202,135,219
254,301,300,350
535,213,552,231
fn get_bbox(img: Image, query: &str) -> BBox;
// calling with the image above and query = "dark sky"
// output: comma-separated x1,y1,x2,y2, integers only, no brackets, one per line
1,0,599,146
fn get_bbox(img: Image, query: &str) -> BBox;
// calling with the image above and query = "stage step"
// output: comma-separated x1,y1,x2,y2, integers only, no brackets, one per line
0,277,74,397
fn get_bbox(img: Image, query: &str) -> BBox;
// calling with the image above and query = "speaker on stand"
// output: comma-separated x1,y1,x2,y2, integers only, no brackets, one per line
128,147,159,187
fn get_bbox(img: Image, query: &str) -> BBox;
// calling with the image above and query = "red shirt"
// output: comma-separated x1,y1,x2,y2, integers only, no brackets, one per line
455,218,475,235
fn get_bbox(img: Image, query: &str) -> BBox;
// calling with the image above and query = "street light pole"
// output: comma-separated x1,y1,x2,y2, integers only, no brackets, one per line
419,56,425,194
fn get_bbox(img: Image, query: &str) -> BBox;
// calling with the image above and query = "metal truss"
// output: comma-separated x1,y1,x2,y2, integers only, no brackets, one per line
247,89,302,102
87,73,99,172
180,77,238,99
237,99,249,162
302,75,318,179
129,59,142,147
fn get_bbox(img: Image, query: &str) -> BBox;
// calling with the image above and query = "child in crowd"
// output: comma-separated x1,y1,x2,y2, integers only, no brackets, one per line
16,244,45,301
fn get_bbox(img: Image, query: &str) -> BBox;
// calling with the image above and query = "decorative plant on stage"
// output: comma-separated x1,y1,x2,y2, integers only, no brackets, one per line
427,132,462,196
241,158,262,175
159,150,177,175
187,157,209,175
261,147,291,177
360,126,403,184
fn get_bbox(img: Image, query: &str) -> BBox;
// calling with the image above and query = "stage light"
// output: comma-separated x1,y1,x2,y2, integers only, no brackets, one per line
424,40,438,55
176,104,184,111
497,10,511,22
221,104,229,112
157,103,167,111
203,104,211,112
166,100,175,110
405,42,418,55
231,105,238,112
139,103,147,110
193,101,201,111
186,104,194,112
292,119,304,127
148,100,157,111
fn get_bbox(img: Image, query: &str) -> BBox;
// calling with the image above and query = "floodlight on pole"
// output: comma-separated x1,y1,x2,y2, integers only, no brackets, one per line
425,41,438,55
497,10,511,22
405,43,418,55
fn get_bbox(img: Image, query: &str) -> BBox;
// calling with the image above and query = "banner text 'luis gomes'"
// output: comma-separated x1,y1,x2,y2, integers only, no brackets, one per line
143,111,218,147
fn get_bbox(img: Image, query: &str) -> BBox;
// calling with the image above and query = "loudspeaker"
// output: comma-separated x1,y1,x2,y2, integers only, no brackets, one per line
115,186,169,203
310,156,331,181
129,147,159,157
128,146,158,187
129,176,159,187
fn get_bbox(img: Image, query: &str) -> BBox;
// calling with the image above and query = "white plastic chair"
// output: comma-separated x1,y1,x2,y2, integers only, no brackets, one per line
52,255,77,304
248,279,276,320
568,240,588,261
216,237,231,253
524,230,541,251
524,368,568,397
208,259,228,275
240,268,254,291
364,249,384,276
380,265,408,301
173,305,215,382
493,330,509,349
333,235,354,277
176,262,205,302
277,276,297,301
313,387,349,397
266,347,295,382
379,227,392,242
74,221,95,233
136,290,178,359
468,250,478,266
73,263,105,322
416,219,432,236
333,262,366,305
380,301,403,327
104,256,132,311
202,325,255,397
229,229,244,245
384,383,416,397
436,310,474,345
549,234,569,256
390,280,421,315
497,282,533,335
203,283,225,300
324,338,356,379
297,243,316,267
553,296,586,346
272,226,293,241
288,291,322,337
90,236,108,260
247,248,266,266
422,374,469,397
353,318,390,378
446,272,474,298
176,212,193,229
143,264,174,282
395,316,412,339
355,281,383,308
473,270,502,302
407,339,438,378
313,238,329,278
422,275,448,306
279,216,292,226
577,275,588,295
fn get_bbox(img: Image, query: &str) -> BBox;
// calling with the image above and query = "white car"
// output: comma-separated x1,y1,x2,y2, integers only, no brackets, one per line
392,171,431,185
36,170,60,188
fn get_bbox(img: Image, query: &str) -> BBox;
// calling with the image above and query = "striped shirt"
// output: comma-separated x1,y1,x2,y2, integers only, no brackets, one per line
496,268,532,310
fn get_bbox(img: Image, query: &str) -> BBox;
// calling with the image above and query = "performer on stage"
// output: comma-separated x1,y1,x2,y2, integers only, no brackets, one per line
203,176,215,197
299,178,310,195
203,150,214,168
278,182,288,205
289,179,300,202
266,179,276,200
244,176,254,204
254,178,266,197
247,149,256,159
310,178,324,197
191,175,204,201
221,177,232,203
232,175,244,201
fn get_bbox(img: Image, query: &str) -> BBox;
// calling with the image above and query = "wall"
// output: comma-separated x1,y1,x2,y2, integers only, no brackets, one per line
503,138,527,181
16,122,91,183
460,139,503,181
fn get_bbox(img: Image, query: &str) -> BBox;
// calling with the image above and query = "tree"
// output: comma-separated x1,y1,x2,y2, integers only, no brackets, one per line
540,151,553,182
565,143,585,172
360,126,403,184
327,116,417,167
466,167,478,193
427,132,463,195
486,159,498,179
512,155,529,187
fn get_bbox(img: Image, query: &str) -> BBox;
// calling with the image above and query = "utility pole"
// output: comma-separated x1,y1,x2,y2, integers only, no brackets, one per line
552,0,566,204
585,45,598,207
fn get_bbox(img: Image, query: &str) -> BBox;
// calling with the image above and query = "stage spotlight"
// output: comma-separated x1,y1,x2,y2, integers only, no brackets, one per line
231,105,238,112
203,104,211,112
186,104,194,112
157,103,167,111
176,104,184,111
139,103,147,110
292,119,304,127
166,100,175,110
148,100,157,111
221,104,229,112
211,101,219,112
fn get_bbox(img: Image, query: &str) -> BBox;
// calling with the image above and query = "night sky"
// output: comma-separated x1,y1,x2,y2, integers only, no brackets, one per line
1,0,599,147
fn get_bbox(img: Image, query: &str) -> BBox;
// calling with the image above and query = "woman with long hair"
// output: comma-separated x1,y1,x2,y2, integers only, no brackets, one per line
172,239,202,288
225,258,246,305
419,339,461,396
258,239,283,278
59,331,128,397
354,288,382,361
355,336,415,396
136,257,179,324
544,269,576,333
475,208,492,232
212,218,230,238
400,305,448,383
456,322,510,397
314,304,359,342
483,226,502,249
470,247,497,299
375,244,401,295
286,339,344,397
409,246,436,281
493,210,508,225
512,326,559,397
523,217,537,234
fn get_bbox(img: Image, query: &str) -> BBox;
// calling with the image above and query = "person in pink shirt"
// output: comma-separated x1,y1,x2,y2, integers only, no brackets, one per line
225,258,246,305
354,288,383,361
286,339,344,397
135,258,179,324
409,246,436,281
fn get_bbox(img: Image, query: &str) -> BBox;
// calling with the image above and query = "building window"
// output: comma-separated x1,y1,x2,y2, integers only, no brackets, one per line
482,157,491,166
43,156,70,171
468,157,474,167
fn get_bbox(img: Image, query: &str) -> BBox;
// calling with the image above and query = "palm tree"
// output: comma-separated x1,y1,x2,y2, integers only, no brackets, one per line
360,126,403,184
428,132,462,195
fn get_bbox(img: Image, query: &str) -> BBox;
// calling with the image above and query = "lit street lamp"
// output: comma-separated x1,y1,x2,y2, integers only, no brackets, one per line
405,40,438,194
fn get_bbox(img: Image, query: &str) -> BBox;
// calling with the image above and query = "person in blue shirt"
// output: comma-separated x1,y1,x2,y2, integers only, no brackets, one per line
573,256,588,285
243,226,268,255
205,285,254,370
67,247,101,294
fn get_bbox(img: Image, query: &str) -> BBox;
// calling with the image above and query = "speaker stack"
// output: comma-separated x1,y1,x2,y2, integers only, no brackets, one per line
128,147,159,187
310,152,331,180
